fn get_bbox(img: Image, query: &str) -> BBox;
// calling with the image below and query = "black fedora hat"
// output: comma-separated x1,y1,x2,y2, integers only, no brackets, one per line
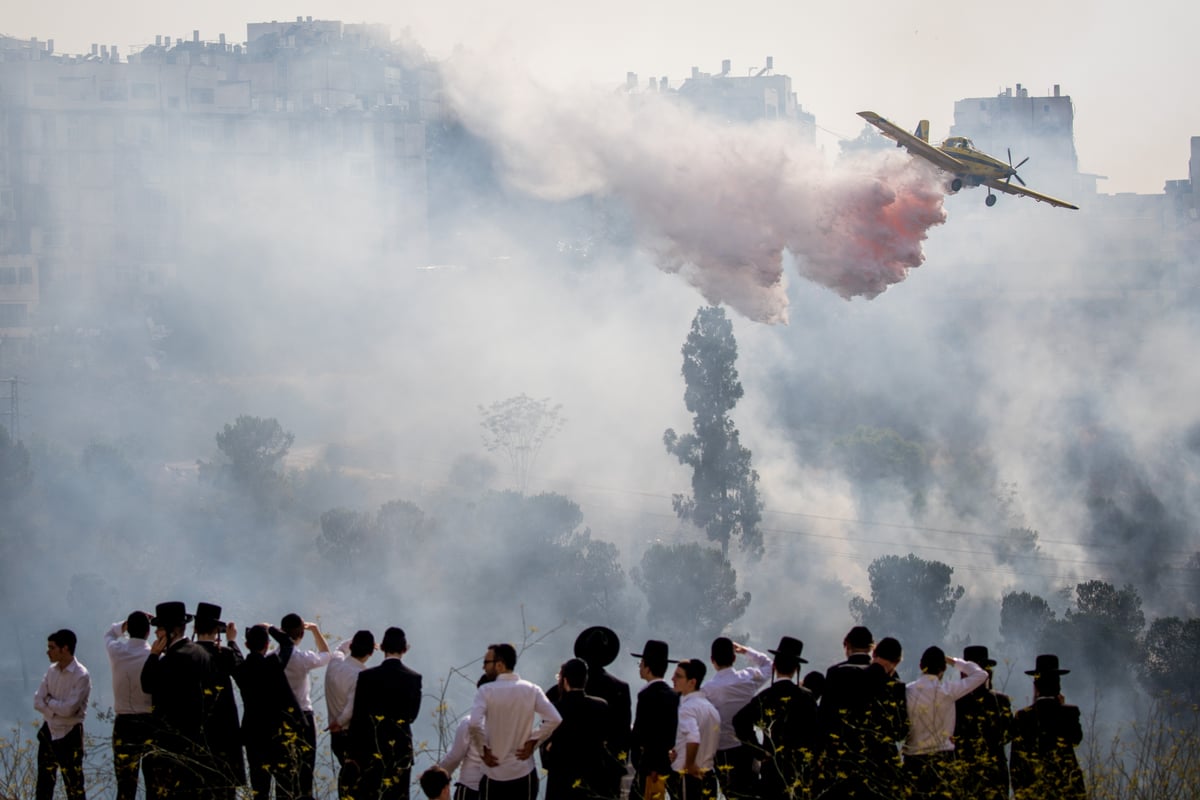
150,601,193,628
768,636,809,664
1025,653,1070,676
631,639,677,665
195,602,228,632
575,626,620,668
964,645,998,668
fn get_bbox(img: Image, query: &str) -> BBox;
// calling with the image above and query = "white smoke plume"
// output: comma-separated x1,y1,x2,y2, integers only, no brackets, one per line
442,60,947,323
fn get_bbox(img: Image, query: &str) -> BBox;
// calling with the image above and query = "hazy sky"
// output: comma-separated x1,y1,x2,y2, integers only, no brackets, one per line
8,0,1199,194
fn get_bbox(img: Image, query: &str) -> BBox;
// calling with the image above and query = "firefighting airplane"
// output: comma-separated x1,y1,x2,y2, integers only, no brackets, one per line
857,111,1078,210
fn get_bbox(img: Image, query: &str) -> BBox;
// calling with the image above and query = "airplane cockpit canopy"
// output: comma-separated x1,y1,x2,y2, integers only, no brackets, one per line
944,136,976,150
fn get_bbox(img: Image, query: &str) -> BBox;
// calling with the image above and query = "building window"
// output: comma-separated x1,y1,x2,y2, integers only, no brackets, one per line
0,303,26,326
189,87,215,104
18,267,33,285
133,83,158,100
0,268,15,285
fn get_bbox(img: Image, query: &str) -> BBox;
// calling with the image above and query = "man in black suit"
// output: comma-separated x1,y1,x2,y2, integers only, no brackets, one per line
1009,654,1086,800
541,658,617,800
817,626,905,800
140,601,213,800
192,603,245,799
629,640,678,800
235,624,304,800
953,645,1013,800
547,627,631,798
733,636,819,800
349,627,423,800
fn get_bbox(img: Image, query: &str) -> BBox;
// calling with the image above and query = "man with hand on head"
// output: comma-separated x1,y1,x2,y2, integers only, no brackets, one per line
281,612,331,799
704,637,772,800
954,645,1013,800
105,611,153,800
902,645,988,799
34,628,91,800
468,642,561,800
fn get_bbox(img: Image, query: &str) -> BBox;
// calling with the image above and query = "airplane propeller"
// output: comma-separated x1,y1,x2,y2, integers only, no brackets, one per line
1006,147,1029,187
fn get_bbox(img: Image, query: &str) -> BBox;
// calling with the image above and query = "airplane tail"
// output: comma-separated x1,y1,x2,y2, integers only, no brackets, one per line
914,120,929,143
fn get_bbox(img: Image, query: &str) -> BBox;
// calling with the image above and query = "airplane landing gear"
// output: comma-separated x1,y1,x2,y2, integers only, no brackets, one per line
950,178,963,192
985,193,997,207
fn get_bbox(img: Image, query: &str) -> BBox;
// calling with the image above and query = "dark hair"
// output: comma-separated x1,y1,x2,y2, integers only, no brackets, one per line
194,617,220,636
245,624,270,653
489,643,517,670
802,670,826,701
476,672,495,689
677,658,707,687
919,646,946,674
560,658,588,689
710,637,735,668
48,629,77,654
875,637,903,663
844,626,874,650
775,655,800,675
126,611,151,640
419,766,451,799
281,613,304,640
381,627,408,655
350,630,376,659
1034,674,1062,698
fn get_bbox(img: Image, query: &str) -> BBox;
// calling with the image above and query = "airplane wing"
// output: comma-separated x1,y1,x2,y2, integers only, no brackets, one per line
984,178,1079,210
857,111,965,172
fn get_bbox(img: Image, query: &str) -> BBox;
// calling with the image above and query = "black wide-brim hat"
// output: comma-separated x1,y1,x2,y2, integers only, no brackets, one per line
150,601,193,628
964,645,998,668
195,602,227,630
768,636,808,664
575,626,620,667
1025,653,1070,676
631,639,677,665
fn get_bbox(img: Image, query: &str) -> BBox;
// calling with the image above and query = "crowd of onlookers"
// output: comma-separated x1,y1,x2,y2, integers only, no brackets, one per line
32,603,1086,800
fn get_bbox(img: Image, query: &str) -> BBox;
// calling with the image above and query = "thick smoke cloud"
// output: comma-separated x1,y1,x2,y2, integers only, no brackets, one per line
441,60,946,322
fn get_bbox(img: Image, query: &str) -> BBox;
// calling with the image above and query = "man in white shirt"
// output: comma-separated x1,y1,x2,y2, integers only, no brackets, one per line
668,658,720,800
34,628,92,800
105,611,153,800
703,637,771,800
468,643,562,800
903,645,988,797
326,629,375,799
281,612,331,799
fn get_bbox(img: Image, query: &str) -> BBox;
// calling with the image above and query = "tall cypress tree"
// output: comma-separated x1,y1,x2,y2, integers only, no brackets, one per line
663,306,764,559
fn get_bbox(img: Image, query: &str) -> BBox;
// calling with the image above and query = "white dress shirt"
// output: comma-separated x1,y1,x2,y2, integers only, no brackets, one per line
34,658,92,739
440,714,486,790
903,658,989,755
468,672,562,781
702,646,772,750
672,690,721,772
105,622,153,715
325,641,368,728
285,646,332,713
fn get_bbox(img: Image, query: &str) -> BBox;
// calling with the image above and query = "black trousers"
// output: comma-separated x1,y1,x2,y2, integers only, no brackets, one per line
112,713,153,800
480,771,539,800
665,771,719,800
298,710,317,799
331,730,358,800
37,722,86,800
715,746,757,800
903,751,955,800
247,740,299,800
454,783,481,800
